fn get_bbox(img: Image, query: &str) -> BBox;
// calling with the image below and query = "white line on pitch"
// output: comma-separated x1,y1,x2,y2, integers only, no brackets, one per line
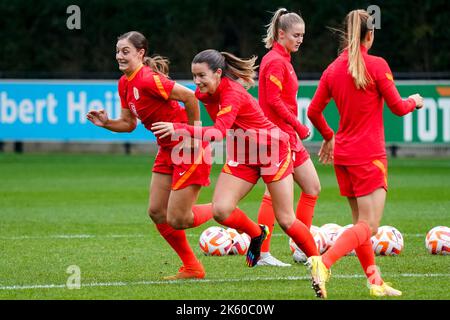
1,273,449,291
0,233,427,240
0,234,146,240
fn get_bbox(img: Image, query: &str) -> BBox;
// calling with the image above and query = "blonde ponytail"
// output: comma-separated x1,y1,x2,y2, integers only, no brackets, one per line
221,52,257,88
263,8,288,49
345,10,373,89
143,55,170,76
263,8,304,49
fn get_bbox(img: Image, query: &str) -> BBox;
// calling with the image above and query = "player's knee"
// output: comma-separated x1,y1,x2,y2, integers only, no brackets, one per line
148,206,166,223
167,214,189,230
212,202,235,222
312,182,321,196
276,214,295,231
366,221,379,236
303,181,321,196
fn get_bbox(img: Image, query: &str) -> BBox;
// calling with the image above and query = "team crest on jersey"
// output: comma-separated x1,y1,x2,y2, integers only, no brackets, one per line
129,102,139,118
133,87,140,100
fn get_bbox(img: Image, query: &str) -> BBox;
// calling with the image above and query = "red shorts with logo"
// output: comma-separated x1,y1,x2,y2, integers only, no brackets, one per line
221,140,293,184
292,146,310,168
334,158,388,197
152,141,212,190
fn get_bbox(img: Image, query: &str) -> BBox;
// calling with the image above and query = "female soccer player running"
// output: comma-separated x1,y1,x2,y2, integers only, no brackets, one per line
256,8,321,267
152,49,318,268
86,31,214,280
306,10,424,298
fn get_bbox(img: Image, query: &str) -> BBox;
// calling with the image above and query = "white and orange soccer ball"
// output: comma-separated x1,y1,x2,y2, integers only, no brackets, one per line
226,228,251,255
371,225,404,256
425,226,450,255
199,226,233,256
320,223,342,251
290,225,328,263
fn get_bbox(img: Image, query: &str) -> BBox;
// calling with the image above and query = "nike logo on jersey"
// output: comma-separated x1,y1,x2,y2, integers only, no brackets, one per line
179,171,186,176
275,160,284,167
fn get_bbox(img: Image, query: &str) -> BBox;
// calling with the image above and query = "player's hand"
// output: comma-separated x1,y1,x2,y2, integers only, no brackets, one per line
298,124,311,140
409,94,424,109
318,135,335,164
86,109,109,127
151,122,175,139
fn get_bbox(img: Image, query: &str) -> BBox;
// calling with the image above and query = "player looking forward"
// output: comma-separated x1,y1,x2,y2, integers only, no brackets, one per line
86,31,213,280
152,49,319,269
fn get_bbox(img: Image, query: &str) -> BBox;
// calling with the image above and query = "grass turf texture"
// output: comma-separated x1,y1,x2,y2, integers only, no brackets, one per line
0,153,449,300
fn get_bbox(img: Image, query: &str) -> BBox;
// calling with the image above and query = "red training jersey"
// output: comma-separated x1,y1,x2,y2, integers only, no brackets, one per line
118,65,188,147
173,77,289,160
259,41,310,151
307,45,416,165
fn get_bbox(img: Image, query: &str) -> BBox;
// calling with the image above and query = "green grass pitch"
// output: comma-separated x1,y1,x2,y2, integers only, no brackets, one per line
0,153,449,300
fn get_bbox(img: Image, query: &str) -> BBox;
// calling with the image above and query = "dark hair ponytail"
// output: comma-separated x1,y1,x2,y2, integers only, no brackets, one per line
143,55,170,76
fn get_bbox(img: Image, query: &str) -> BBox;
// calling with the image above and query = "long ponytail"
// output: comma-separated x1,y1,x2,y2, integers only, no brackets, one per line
143,55,170,76
263,8,304,49
345,10,374,89
192,49,257,88
221,52,257,88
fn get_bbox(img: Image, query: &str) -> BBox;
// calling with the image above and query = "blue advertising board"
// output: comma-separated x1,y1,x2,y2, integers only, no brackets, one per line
1,80,449,144
0,80,193,142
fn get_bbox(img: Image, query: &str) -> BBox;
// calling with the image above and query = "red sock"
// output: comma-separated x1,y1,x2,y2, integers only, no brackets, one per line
296,193,318,229
355,238,384,285
285,219,319,257
322,221,371,269
156,223,199,267
219,207,261,238
257,195,275,252
192,203,213,227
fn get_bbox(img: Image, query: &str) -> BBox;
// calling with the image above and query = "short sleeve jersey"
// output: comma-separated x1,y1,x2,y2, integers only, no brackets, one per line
118,65,188,147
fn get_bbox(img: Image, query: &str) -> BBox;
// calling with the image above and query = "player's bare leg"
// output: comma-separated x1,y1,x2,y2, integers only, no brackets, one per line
212,173,268,267
148,173,204,280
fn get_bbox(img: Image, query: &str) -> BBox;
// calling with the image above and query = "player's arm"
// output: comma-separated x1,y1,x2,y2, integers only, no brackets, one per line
307,71,334,141
152,98,240,142
376,58,424,115
86,108,137,133
265,62,310,139
169,83,200,125
87,78,137,132
307,70,335,164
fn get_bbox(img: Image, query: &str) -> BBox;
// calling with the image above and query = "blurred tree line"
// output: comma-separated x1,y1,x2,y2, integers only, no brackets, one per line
0,0,448,79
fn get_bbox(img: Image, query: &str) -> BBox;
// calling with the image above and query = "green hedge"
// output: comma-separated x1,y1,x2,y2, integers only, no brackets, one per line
0,0,448,77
